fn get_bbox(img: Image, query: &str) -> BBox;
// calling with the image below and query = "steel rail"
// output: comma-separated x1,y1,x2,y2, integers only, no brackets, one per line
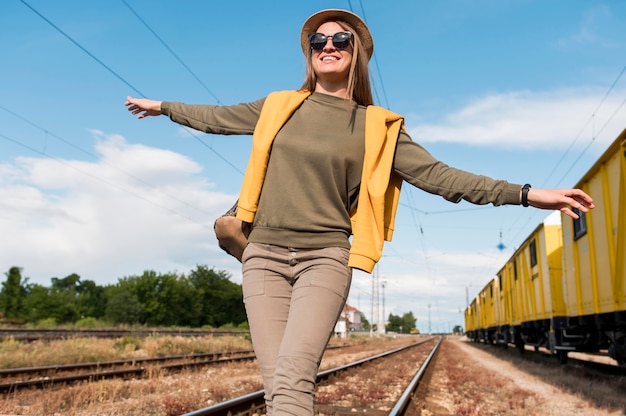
0,351,257,394
182,337,436,416
389,336,443,415
0,343,353,393
0,350,255,377
0,328,248,341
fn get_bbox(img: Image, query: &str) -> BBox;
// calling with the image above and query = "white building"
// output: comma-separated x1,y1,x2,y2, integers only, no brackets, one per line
334,303,363,337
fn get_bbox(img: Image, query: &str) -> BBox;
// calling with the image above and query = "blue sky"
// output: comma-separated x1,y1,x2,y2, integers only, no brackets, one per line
2,0,625,333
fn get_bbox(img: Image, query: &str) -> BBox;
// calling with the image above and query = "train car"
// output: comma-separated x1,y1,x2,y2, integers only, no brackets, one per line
487,212,564,351
557,129,626,364
480,278,498,343
504,213,566,351
464,296,480,341
465,277,503,344
466,129,625,364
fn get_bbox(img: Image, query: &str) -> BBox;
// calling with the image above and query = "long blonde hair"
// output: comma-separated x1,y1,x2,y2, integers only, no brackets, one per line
300,19,374,106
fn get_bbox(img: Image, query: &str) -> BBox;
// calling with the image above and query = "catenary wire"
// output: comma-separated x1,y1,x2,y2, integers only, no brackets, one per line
346,0,389,109
0,131,211,229
0,104,216,218
19,0,244,177
503,65,626,246
540,64,626,189
357,0,390,109
555,94,626,186
13,1,245,233
120,0,222,105
18,0,145,98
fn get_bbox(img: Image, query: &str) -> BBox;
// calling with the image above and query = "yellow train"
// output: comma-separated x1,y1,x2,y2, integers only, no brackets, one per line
465,128,626,364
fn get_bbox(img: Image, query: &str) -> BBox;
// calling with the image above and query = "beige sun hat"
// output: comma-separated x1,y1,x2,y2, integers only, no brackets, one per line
300,9,374,60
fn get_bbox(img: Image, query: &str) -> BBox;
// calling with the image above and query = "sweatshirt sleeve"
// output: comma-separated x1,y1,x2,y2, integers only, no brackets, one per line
160,98,266,136
393,132,522,206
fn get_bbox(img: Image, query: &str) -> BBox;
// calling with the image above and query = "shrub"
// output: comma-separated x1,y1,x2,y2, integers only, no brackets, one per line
114,336,141,352
75,317,99,328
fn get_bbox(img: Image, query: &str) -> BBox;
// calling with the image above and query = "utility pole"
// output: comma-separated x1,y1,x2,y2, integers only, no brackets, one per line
380,280,387,335
370,266,375,337
428,303,432,335
375,268,379,335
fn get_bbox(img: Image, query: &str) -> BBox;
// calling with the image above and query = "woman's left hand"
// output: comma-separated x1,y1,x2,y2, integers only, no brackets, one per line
527,188,595,219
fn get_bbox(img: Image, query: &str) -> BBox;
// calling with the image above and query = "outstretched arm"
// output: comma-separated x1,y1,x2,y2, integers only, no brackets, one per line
124,96,163,119
526,187,594,219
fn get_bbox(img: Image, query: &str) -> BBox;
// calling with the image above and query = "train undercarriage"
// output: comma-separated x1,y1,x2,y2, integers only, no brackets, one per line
467,311,626,366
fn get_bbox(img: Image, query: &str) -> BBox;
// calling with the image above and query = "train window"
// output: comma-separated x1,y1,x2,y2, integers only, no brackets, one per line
513,261,518,281
498,274,503,291
489,284,493,298
529,239,537,267
573,208,587,240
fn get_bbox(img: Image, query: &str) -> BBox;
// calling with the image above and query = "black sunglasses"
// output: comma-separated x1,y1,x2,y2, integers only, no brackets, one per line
308,31,353,51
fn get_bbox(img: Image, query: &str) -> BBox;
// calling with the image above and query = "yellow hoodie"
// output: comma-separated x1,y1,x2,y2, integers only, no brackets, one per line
236,90,404,273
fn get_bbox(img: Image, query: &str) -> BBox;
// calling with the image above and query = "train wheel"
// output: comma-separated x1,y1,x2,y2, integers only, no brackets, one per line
609,342,626,366
556,351,568,365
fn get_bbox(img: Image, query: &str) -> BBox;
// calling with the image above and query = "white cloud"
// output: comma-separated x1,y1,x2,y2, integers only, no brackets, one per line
348,247,511,332
0,133,241,286
408,87,626,150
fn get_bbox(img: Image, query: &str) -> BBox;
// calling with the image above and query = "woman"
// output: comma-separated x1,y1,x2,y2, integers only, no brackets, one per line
125,9,594,416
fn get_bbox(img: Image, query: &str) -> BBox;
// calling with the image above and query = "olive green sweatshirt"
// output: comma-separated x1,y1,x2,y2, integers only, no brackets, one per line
161,92,522,269
234,90,405,272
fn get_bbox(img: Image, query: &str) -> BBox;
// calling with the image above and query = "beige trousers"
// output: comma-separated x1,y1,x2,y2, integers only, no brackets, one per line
242,243,352,416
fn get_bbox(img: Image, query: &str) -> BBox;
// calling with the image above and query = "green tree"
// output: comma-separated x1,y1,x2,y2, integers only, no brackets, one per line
116,270,163,325
23,283,55,323
48,273,82,323
188,265,246,327
360,312,370,331
115,270,199,326
387,313,403,333
386,311,417,334
151,271,196,326
76,279,107,319
0,267,28,319
105,290,144,324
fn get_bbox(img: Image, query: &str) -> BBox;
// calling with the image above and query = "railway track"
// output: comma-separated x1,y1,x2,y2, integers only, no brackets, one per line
0,350,257,393
182,336,443,416
3,336,624,414
0,327,247,341
0,343,356,394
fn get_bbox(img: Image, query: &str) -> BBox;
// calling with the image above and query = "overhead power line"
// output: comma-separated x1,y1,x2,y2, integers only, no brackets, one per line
0,104,216,218
357,0,389,109
0,130,211,228
541,64,626,189
120,0,222,104
19,0,243,177
19,0,145,98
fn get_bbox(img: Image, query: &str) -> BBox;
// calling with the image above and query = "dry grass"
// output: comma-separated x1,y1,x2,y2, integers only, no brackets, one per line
1,362,264,416
0,334,405,416
0,334,255,415
16,335,621,416
0,334,252,368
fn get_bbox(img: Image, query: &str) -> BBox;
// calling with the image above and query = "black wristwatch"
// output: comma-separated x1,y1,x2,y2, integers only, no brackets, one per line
521,184,531,207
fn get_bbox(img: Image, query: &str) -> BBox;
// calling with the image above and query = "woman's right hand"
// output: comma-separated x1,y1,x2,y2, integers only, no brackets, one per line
124,96,163,119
